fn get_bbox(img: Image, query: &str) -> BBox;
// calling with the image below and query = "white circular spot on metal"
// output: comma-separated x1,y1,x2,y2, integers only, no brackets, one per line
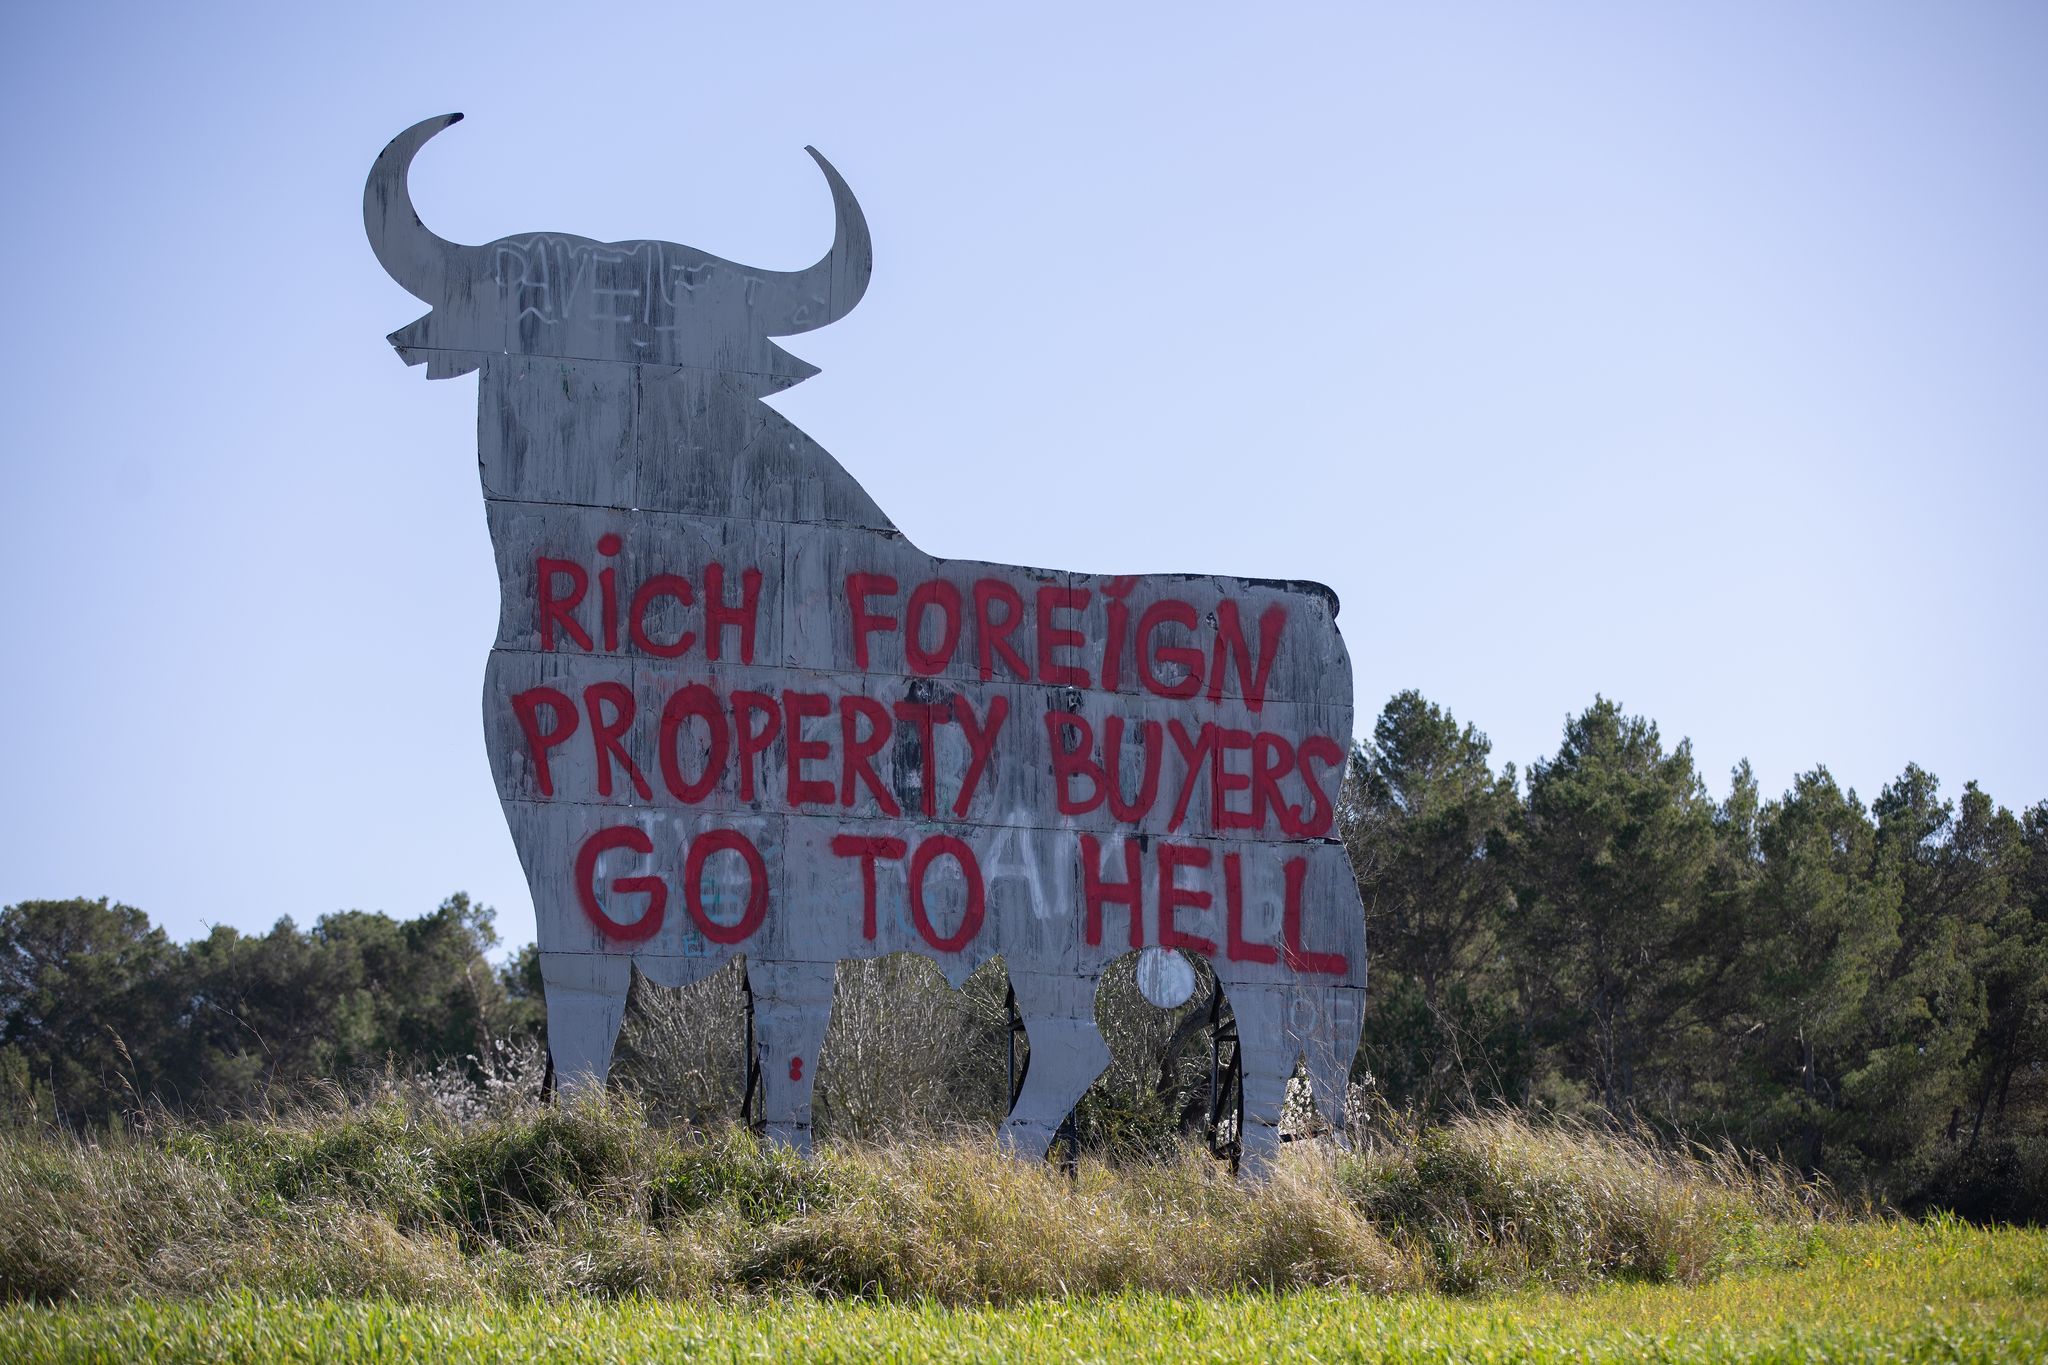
1136,947,1196,1009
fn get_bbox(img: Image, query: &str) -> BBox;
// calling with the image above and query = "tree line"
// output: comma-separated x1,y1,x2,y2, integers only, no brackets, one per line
0,894,542,1123
2,692,2042,1218
1347,692,2045,1220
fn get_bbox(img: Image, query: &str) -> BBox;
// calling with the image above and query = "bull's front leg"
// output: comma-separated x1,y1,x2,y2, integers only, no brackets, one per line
1000,969,1110,1161
747,957,836,1154
540,952,631,1093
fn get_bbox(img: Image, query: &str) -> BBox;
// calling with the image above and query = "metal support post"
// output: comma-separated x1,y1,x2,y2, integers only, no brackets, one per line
1005,978,1030,1112
739,965,763,1133
1206,985,1243,1174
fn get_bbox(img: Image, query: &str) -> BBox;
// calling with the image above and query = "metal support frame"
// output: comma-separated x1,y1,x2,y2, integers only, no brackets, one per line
1206,984,1244,1174
739,965,763,1133
1054,1109,1079,1178
1005,979,1028,1111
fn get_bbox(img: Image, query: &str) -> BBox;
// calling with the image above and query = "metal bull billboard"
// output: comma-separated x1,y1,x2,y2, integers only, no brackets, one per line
365,114,1367,1170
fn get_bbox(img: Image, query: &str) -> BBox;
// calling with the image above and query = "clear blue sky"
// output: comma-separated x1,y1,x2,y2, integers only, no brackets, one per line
4,2,2043,950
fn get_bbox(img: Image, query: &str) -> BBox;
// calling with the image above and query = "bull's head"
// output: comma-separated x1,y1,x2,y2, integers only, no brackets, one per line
365,114,870,385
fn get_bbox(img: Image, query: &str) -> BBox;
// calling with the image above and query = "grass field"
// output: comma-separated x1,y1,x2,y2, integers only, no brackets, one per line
2,1097,2042,1360
0,1220,2041,1362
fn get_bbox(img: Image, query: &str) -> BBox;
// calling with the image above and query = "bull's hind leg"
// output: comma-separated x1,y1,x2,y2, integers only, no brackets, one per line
540,952,631,1094
1000,970,1110,1161
1296,983,1365,1149
747,958,836,1154
1227,980,1366,1173
1228,983,1311,1176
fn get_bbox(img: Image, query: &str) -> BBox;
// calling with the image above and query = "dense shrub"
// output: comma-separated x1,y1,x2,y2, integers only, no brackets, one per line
0,1094,1831,1306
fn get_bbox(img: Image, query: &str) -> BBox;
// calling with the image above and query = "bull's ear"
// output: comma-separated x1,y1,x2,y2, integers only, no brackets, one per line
365,114,483,304
386,316,433,359
760,342,822,386
387,316,478,380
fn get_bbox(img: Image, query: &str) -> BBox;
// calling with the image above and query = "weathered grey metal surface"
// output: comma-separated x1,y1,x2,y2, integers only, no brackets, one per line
368,113,1368,1169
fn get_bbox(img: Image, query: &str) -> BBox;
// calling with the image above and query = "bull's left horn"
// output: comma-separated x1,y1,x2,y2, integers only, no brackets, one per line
755,147,873,336
364,113,481,303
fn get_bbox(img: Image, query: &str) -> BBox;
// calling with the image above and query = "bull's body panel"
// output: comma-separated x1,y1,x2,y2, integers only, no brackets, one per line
368,116,1366,1167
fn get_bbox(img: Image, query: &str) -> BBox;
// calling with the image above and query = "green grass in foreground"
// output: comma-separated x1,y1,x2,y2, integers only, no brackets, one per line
3,1220,2042,1363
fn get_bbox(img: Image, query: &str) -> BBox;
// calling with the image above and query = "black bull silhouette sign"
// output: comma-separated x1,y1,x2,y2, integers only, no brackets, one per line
366,114,1367,1168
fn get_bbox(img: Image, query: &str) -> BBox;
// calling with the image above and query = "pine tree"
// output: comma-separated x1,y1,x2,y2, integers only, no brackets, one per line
1738,768,1900,1170
1511,698,1717,1120
1344,691,1522,1110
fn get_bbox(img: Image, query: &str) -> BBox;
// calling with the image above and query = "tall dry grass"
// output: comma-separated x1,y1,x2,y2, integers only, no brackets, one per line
0,1089,1835,1307
1341,1109,1830,1291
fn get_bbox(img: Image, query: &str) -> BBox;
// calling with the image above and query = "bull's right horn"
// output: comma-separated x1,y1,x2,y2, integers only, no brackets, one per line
364,113,480,303
753,147,873,336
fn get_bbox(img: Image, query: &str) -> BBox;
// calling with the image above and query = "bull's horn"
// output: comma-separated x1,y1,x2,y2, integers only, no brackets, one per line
364,113,479,303
757,147,873,336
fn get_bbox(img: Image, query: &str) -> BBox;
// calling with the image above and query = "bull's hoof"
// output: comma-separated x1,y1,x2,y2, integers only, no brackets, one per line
997,1119,1059,1163
761,1121,814,1156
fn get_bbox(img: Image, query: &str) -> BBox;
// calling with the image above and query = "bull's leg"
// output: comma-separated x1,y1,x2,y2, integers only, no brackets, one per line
1226,983,1298,1177
1296,984,1366,1149
747,958,836,1154
1000,969,1109,1161
540,952,631,1094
